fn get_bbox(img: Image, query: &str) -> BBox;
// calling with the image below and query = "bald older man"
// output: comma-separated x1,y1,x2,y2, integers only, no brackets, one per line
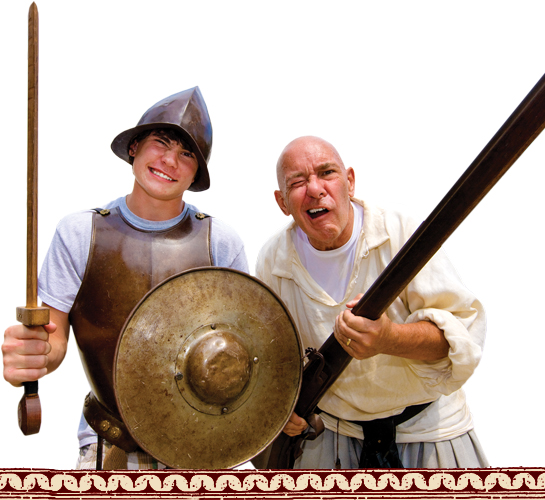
256,136,488,469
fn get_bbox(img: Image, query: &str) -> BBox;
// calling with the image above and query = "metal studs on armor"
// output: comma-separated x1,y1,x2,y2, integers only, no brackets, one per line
195,212,206,220
110,427,121,439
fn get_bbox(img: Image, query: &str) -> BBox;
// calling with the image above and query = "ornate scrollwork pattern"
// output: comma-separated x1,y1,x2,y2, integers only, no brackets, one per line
1,469,545,498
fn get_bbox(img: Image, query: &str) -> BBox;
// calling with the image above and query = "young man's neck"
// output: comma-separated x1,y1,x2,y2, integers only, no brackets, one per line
125,191,186,221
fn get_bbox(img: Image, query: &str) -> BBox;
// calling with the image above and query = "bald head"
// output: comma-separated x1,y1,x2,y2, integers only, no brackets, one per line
273,135,355,251
276,136,345,193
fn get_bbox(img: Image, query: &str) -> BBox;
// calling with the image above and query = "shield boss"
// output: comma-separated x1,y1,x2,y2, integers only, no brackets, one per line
114,268,302,469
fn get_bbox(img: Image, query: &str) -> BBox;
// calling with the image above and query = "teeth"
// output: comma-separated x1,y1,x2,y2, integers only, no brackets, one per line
308,208,326,214
151,168,174,181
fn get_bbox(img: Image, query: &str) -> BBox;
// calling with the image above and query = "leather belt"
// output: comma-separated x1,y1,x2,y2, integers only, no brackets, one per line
353,402,432,468
316,402,432,468
83,392,140,453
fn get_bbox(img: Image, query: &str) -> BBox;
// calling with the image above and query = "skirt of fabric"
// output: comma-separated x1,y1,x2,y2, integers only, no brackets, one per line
294,428,489,469
76,442,165,470
76,442,258,470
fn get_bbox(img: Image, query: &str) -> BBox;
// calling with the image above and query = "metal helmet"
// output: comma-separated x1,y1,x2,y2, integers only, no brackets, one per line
111,87,212,192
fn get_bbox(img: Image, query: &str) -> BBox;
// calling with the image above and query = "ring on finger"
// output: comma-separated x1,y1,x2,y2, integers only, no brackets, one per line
346,338,351,347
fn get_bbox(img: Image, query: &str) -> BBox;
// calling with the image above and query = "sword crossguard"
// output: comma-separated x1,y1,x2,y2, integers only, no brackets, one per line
16,306,50,326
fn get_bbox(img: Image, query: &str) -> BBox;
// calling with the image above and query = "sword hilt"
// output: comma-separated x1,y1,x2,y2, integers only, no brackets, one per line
16,305,49,436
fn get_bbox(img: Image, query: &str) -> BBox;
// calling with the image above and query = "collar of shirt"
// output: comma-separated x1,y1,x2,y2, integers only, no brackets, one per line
271,199,390,304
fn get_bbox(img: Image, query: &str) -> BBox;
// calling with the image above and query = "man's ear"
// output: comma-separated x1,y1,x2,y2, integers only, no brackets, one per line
274,190,290,216
128,141,138,159
346,167,356,198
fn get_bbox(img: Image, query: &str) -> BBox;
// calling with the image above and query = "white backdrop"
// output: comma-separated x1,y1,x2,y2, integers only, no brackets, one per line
1,0,544,469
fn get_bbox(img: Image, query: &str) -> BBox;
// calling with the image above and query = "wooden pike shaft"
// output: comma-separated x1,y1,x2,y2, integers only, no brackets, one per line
264,72,545,467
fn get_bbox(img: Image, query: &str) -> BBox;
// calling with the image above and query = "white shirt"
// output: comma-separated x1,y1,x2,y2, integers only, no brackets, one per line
293,202,365,302
39,197,248,314
256,198,485,443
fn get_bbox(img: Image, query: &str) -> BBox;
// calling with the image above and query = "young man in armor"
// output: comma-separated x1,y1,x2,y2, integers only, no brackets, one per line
2,87,249,469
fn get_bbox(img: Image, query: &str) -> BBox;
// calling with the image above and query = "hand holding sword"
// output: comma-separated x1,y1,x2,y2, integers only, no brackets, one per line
12,2,50,436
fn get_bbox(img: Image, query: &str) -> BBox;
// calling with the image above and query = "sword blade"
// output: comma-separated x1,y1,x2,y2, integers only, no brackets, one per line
26,1,38,309
16,2,50,437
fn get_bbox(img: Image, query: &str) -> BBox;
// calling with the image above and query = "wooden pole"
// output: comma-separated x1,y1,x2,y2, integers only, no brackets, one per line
265,70,545,468
16,2,50,436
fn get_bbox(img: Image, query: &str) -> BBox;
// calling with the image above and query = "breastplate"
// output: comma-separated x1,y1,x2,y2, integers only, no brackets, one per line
69,207,212,418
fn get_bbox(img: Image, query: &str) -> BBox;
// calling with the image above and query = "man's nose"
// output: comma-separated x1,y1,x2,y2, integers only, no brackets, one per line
306,177,325,198
162,149,177,167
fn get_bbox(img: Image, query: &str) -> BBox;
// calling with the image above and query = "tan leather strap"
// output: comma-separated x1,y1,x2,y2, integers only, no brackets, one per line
103,445,129,470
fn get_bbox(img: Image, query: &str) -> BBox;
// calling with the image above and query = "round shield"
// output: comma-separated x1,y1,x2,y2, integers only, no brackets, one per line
114,267,302,469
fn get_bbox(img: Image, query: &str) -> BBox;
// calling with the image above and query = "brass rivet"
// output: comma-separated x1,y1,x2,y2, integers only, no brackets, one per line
99,420,111,432
253,357,259,364
110,427,121,439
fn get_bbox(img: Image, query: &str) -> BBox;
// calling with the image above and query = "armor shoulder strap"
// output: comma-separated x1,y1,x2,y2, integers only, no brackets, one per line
91,208,111,216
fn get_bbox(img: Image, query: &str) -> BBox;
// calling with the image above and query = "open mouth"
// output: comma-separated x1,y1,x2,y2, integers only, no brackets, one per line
307,208,329,219
150,167,176,182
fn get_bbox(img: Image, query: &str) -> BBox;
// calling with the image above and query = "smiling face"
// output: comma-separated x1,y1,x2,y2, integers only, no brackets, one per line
275,136,355,251
127,131,199,219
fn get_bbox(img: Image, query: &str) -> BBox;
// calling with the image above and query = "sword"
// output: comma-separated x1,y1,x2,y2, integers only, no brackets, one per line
16,2,50,436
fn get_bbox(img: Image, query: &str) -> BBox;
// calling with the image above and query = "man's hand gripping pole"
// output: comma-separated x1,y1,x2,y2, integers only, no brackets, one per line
16,2,49,436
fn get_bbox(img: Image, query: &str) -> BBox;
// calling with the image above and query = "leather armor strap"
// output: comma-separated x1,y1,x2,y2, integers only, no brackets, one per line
83,391,140,453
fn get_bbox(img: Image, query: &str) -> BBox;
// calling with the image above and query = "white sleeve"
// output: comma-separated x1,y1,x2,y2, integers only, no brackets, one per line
210,218,249,273
400,248,485,395
381,210,485,397
38,211,94,313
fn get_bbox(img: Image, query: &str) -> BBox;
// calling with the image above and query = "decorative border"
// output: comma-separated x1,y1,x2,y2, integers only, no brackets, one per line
1,469,545,499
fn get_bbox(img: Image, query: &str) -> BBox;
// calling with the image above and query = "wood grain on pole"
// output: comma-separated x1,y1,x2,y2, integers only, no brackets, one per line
265,71,545,467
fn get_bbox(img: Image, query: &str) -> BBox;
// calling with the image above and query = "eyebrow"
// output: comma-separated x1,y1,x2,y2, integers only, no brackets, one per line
286,171,305,182
153,136,194,154
285,162,339,181
316,162,339,172
152,135,170,144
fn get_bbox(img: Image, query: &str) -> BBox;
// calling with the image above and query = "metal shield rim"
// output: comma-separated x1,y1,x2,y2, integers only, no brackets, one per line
113,267,302,469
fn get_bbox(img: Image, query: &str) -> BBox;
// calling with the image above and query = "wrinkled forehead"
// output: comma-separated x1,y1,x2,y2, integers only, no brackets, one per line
277,139,344,187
